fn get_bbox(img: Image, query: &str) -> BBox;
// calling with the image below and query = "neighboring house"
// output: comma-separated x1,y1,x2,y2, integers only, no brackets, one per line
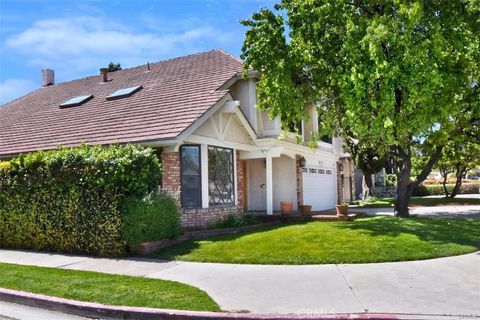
0,49,352,228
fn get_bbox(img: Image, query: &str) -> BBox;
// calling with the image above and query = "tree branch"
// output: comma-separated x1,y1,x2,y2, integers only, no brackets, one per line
411,146,443,189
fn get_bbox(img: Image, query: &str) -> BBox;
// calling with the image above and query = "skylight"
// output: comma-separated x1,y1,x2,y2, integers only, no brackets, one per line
59,95,93,108
106,85,143,101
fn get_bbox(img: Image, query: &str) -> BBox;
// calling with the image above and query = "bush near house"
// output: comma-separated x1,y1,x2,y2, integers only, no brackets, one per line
0,144,180,256
413,182,480,196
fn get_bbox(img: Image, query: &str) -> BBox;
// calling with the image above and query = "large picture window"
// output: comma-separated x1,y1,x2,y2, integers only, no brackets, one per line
208,146,235,206
180,145,201,208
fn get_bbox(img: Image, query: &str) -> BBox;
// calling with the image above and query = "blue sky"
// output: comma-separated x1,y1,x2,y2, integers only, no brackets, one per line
0,0,275,105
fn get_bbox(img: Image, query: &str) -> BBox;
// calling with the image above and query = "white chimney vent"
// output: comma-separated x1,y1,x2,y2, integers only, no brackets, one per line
42,69,54,87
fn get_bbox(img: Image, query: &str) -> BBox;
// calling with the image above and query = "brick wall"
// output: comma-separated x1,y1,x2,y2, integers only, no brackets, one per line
337,161,344,204
296,155,304,207
236,150,245,208
160,148,245,229
161,151,181,204
181,206,244,229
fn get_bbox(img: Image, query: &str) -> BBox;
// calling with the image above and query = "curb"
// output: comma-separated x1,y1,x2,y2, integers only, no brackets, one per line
0,288,404,320
1,288,471,320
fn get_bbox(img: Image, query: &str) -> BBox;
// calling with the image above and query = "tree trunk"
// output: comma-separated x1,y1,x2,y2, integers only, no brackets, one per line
395,166,411,217
394,146,443,217
449,166,467,198
440,168,451,198
364,173,374,196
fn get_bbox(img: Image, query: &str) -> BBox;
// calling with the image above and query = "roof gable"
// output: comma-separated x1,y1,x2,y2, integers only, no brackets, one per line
0,49,243,157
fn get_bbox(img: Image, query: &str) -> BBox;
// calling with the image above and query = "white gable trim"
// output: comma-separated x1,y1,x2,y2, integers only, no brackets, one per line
179,96,258,147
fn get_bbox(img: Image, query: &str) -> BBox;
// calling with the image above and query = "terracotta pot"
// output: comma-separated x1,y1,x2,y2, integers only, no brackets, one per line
299,205,312,214
280,201,293,214
336,204,349,216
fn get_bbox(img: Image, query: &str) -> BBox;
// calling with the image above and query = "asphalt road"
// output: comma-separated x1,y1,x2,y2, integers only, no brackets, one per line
0,301,92,320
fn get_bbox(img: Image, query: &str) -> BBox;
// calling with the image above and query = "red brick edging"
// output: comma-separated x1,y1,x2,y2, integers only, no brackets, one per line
0,288,402,320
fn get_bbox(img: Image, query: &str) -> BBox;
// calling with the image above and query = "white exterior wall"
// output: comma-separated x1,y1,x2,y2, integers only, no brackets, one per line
272,156,297,211
229,79,257,132
230,78,281,138
247,156,297,212
247,158,266,211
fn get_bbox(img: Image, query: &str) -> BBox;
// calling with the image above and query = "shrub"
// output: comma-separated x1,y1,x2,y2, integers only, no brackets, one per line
385,174,397,187
413,183,480,196
211,214,261,229
0,144,179,256
122,192,181,249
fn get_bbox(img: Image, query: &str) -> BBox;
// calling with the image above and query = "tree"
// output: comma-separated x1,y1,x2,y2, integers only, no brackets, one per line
107,62,122,72
241,0,480,216
349,142,387,197
437,123,480,198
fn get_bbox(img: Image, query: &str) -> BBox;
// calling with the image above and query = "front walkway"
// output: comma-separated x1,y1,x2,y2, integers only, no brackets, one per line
1,249,479,316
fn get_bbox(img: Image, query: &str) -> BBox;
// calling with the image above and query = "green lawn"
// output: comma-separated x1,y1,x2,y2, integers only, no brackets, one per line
0,263,220,311
152,217,480,265
351,196,480,208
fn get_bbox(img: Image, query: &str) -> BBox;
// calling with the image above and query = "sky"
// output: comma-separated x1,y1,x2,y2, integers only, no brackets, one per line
0,0,276,105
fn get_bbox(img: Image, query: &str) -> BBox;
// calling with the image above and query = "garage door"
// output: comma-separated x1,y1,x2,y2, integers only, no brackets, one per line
302,166,336,211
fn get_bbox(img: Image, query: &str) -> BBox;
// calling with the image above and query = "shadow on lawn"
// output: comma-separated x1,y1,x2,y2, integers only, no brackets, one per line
151,218,480,261
150,223,295,260
338,217,480,248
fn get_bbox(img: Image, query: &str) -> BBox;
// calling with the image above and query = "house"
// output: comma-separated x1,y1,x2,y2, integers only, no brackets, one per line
0,49,354,228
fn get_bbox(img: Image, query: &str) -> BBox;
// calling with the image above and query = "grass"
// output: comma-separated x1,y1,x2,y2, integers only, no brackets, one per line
0,263,220,311
350,196,480,208
151,217,480,265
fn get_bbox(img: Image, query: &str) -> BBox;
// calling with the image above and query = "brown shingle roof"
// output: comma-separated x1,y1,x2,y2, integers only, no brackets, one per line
0,49,243,157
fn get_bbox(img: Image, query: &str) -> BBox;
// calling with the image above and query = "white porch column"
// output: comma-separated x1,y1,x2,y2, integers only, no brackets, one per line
201,144,209,208
266,154,273,215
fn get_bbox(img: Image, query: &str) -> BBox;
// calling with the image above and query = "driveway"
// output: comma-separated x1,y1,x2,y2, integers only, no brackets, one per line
0,249,479,316
349,205,480,219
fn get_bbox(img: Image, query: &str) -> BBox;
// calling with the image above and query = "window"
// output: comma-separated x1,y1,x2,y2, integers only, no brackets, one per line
208,146,235,206
106,85,142,101
180,145,201,208
59,95,93,108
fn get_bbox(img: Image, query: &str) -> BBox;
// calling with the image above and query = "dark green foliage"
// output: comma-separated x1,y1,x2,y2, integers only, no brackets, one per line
0,144,179,256
413,183,480,196
211,214,261,229
107,62,122,72
122,192,181,249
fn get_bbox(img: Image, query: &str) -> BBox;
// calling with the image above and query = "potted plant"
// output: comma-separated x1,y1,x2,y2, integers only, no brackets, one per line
280,201,293,214
335,203,349,216
299,204,312,214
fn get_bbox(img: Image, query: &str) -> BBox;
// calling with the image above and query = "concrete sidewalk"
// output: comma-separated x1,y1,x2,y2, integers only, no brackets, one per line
1,249,479,316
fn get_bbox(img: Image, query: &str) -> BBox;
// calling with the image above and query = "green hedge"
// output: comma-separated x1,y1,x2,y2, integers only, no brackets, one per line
122,193,180,248
0,144,180,256
413,183,480,196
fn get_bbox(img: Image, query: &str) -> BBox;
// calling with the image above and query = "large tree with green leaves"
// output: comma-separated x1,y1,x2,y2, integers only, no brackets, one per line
241,0,480,216
437,119,480,198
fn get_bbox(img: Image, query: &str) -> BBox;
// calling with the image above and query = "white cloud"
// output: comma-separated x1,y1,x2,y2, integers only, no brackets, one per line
4,16,233,79
0,78,37,106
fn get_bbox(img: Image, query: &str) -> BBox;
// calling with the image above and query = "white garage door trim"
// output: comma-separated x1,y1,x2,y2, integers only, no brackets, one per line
302,166,336,211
